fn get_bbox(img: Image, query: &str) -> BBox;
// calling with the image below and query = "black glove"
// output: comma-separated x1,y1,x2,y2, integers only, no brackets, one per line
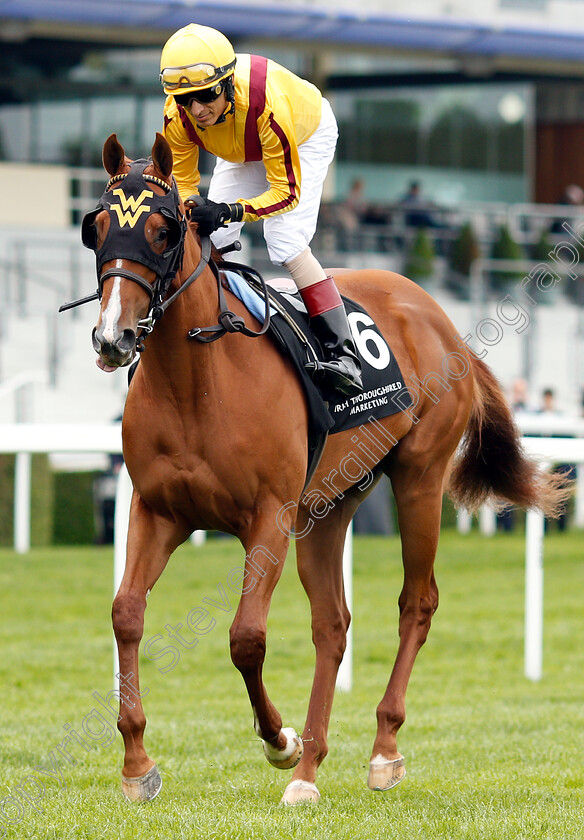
185,197,243,236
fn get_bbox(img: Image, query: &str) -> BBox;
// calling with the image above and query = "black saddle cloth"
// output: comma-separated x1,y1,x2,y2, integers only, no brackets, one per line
263,283,411,437
228,274,412,487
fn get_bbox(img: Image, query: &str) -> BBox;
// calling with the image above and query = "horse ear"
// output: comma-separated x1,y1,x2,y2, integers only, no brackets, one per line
103,134,126,176
151,132,173,179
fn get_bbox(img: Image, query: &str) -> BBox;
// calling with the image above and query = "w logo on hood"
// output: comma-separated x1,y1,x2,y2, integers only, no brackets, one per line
110,188,154,228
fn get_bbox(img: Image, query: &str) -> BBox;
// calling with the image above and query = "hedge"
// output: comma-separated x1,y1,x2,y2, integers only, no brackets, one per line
52,471,100,545
0,453,54,546
0,457,100,546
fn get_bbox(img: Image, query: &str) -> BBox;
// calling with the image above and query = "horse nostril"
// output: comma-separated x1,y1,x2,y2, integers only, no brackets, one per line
92,326,101,353
116,329,137,353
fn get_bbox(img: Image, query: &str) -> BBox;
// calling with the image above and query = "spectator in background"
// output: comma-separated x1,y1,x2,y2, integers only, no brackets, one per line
550,184,584,235
342,178,367,222
498,378,533,531
539,386,557,414
337,177,395,252
397,180,450,256
337,178,368,250
398,180,442,229
510,377,530,413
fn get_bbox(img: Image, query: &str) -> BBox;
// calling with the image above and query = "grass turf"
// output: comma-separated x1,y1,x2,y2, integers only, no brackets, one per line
0,530,582,838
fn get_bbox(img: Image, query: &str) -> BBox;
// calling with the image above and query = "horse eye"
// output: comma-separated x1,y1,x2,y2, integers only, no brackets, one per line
157,228,169,242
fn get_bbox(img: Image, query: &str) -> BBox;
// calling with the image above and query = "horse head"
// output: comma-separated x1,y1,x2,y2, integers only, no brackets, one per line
85,133,187,371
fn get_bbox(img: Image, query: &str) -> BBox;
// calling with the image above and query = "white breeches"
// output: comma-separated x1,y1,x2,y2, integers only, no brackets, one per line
208,98,338,266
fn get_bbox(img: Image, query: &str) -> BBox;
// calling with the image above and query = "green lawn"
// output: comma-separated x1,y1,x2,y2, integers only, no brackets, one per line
0,530,582,839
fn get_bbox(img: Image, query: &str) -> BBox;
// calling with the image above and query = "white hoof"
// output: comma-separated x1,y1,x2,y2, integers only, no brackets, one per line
121,763,162,802
281,779,320,805
367,754,406,791
262,726,303,769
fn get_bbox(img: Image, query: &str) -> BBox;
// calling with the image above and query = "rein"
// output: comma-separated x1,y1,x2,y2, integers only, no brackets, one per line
134,236,212,347
187,258,271,343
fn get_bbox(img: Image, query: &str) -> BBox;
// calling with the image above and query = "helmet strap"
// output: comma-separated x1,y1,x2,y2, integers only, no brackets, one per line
214,75,235,125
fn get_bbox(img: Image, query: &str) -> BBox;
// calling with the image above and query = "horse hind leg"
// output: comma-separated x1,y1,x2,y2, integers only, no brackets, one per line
281,499,357,805
367,459,443,792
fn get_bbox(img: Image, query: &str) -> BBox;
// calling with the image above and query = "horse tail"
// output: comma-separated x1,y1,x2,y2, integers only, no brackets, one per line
447,356,571,517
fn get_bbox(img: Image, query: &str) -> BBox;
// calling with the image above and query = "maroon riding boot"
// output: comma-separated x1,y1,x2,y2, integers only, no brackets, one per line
299,276,363,396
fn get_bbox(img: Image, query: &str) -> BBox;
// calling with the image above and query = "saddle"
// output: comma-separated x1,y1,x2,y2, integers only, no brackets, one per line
215,257,412,487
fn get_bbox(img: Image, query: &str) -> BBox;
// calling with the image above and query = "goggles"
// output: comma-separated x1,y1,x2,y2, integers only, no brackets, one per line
160,59,236,91
174,84,224,106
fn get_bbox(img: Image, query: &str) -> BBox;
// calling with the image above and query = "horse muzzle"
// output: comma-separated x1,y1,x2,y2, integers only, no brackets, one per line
92,326,137,372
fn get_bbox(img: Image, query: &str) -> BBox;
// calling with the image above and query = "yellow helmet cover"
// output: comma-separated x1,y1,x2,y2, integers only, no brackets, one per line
160,24,236,95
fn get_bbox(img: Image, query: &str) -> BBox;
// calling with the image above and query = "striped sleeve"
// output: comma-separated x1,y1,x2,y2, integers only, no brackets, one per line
238,107,301,222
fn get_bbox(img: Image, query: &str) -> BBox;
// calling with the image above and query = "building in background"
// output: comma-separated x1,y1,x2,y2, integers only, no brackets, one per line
1,1,584,208
2,1,584,420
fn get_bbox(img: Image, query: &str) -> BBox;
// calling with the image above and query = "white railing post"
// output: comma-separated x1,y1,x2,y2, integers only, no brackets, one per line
113,464,132,598
524,508,545,681
575,466,584,528
479,505,497,536
113,464,132,687
190,530,207,546
336,523,353,692
457,509,472,534
14,451,32,554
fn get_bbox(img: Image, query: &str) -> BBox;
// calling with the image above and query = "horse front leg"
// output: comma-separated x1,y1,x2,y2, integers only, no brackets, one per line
112,491,188,802
229,508,304,776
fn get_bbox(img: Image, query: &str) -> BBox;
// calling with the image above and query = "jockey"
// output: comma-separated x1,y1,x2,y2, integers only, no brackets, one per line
160,23,362,396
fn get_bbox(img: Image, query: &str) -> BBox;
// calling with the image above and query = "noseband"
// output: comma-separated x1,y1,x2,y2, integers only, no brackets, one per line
99,266,159,304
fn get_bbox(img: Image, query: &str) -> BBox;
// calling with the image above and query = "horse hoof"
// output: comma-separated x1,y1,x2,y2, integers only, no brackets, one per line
262,726,303,769
281,779,320,805
367,755,406,791
121,764,162,802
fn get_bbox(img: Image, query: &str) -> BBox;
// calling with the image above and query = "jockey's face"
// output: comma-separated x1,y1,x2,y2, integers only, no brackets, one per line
187,91,228,128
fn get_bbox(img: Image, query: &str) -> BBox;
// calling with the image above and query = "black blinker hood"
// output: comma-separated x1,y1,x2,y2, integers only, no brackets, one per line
81,159,187,298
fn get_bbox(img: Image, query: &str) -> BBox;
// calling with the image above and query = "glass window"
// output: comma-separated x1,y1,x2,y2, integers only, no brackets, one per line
426,105,488,170
496,122,525,173
333,83,531,203
0,105,31,162
37,101,84,163
141,96,166,147
88,97,137,160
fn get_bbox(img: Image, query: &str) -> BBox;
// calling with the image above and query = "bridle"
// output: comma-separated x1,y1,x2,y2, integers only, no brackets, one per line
61,162,189,317
60,161,271,348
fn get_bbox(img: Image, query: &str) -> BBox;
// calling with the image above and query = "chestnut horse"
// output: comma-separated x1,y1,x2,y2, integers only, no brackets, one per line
82,133,565,805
